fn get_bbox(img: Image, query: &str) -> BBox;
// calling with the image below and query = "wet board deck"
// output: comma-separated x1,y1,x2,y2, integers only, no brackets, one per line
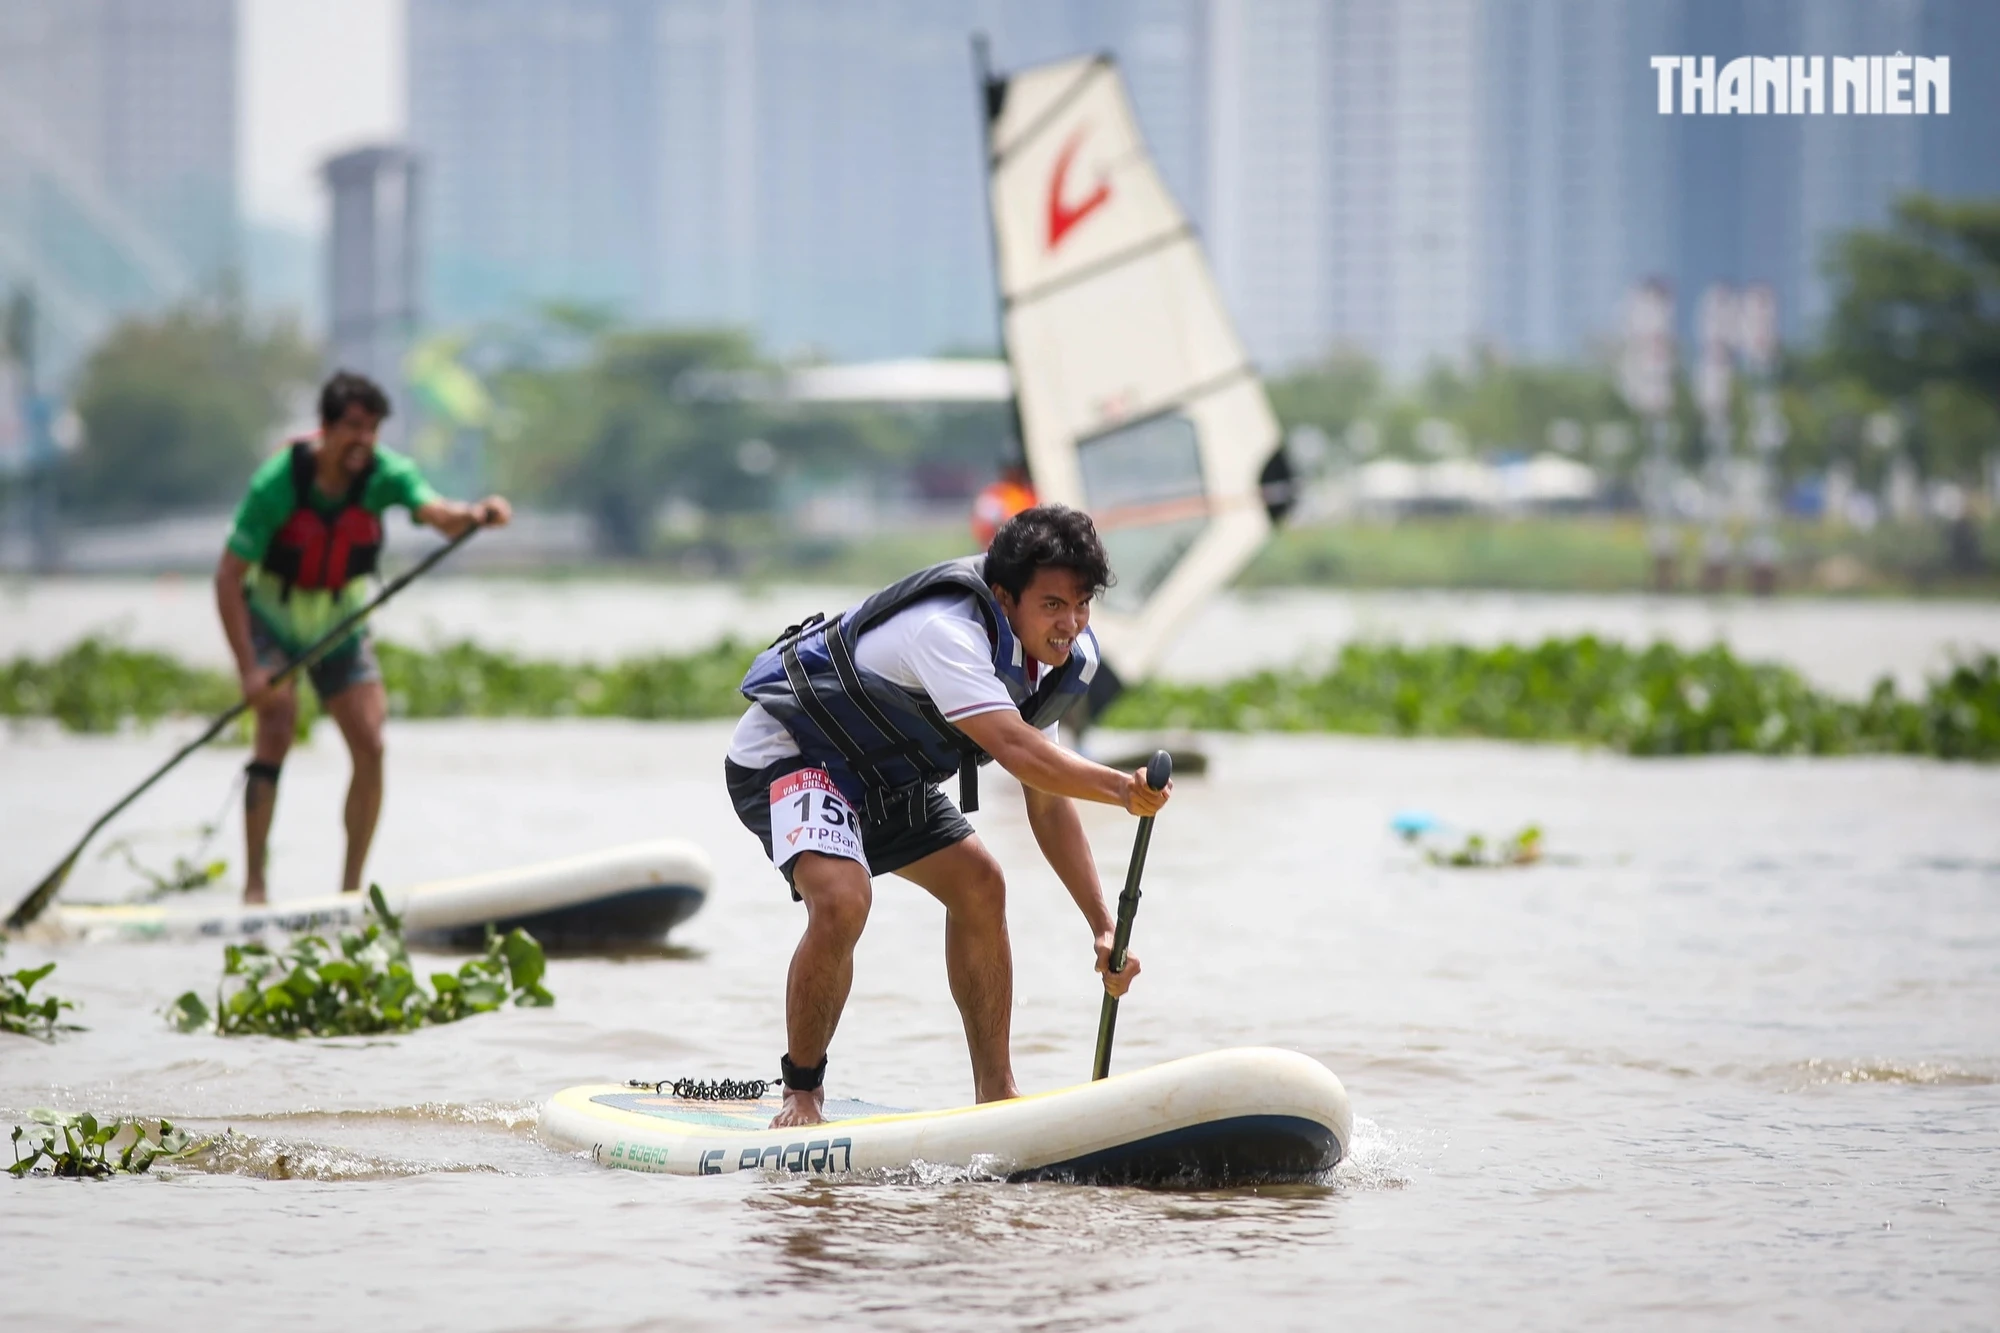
541,1047,1350,1186
53,839,710,950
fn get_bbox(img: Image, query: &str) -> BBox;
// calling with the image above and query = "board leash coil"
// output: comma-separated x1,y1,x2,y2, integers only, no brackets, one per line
627,1077,772,1101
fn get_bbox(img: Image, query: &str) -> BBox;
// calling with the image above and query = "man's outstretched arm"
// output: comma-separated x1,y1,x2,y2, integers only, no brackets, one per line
954,708,1170,818
414,495,512,538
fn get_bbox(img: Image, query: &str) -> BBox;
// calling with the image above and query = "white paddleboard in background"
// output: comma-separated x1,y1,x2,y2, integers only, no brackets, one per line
52,838,711,950
541,1047,1350,1185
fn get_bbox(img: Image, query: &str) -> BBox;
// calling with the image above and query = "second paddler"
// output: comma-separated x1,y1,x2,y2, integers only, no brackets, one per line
214,371,511,904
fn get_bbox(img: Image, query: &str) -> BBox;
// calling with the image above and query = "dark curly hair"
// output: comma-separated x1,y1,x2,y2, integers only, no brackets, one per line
983,504,1114,599
319,370,393,427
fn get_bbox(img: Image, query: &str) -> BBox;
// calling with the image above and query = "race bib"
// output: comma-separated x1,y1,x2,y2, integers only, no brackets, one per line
768,768,868,872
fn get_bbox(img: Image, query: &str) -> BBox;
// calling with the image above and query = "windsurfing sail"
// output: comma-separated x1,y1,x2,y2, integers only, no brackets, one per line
977,48,1289,703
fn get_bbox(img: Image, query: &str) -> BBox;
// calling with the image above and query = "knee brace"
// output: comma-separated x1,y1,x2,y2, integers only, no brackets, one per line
244,759,282,807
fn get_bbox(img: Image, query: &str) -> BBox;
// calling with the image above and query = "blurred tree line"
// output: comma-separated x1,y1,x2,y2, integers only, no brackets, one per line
59,295,317,517
480,312,1010,558
47,192,1995,551
1814,194,2000,489
50,295,1009,560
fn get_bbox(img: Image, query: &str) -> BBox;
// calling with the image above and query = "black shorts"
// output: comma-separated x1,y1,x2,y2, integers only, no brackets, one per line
725,756,972,898
249,617,381,703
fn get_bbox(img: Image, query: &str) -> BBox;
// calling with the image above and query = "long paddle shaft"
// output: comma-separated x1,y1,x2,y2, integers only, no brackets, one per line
5,524,484,931
1092,750,1173,1081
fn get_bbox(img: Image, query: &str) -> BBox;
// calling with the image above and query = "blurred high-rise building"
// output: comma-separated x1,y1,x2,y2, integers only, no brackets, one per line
711,0,987,358
407,0,1999,375
1478,0,1671,363
324,146,422,448
410,0,1212,358
1920,0,2000,199
408,0,661,325
1472,0,1999,360
1256,0,1996,371
1203,0,1332,371
1787,0,1923,334
1325,0,1483,379
1646,0,1927,346
0,0,236,376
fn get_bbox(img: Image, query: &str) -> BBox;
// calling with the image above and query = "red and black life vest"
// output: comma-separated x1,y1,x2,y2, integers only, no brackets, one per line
259,441,383,596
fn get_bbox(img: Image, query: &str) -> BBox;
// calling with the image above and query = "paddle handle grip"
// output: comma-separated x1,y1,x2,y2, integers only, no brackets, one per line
1103,750,1170,973
1092,750,1171,1081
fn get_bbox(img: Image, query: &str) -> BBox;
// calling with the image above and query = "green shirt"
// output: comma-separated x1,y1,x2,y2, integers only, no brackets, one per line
228,444,440,652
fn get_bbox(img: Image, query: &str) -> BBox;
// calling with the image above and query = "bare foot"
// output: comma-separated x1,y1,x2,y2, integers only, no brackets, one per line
242,886,267,906
770,1088,825,1128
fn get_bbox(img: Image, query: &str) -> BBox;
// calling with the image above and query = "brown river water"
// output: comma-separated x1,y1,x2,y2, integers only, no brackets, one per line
3,712,1997,1330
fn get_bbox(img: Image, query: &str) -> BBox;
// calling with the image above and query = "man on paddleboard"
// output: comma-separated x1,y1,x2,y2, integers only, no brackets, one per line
214,371,510,904
727,505,1171,1127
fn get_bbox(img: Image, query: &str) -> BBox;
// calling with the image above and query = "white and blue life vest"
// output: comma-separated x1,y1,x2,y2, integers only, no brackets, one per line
739,556,1101,824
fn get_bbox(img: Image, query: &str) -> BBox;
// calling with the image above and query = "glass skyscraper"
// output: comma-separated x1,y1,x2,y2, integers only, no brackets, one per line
404,0,1998,372
0,0,235,376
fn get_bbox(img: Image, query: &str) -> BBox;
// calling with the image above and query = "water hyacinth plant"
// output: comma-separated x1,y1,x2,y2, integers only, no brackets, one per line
101,830,228,900
0,636,236,733
373,637,754,720
6,634,1997,761
1106,639,2000,761
169,886,554,1039
1424,826,1545,869
9,1110,203,1178
2,948,79,1040
1,635,756,729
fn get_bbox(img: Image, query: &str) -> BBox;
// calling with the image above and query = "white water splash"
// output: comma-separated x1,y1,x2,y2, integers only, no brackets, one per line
1332,1115,1416,1191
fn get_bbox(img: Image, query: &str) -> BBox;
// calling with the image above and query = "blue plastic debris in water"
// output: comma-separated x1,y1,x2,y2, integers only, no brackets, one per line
1389,810,1444,840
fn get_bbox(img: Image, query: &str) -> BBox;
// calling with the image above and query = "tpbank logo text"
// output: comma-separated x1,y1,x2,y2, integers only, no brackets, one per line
1651,55,1949,115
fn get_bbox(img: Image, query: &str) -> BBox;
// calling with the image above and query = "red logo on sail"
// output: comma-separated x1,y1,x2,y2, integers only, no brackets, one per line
1047,127,1111,251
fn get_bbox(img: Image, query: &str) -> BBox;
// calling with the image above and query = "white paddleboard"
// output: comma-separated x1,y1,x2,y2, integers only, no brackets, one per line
53,839,711,949
540,1047,1350,1185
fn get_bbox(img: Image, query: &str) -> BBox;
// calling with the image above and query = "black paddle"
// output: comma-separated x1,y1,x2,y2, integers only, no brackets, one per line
5,523,485,932
1092,749,1172,1081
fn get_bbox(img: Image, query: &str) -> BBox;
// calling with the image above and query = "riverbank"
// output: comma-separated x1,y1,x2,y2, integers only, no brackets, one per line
1246,515,2000,596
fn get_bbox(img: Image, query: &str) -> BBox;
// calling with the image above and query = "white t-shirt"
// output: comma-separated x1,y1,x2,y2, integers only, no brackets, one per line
727,593,1060,768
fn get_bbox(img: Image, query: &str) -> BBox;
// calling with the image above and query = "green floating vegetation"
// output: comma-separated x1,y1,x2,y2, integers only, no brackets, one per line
1102,639,2000,761
10,1110,202,1178
170,886,553,1039
6,632,1998,761
373,637,753,720
2,948,79,1041
1421,826,1545,869
100,831,227,901
1,637,236,733
0,635,756,732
